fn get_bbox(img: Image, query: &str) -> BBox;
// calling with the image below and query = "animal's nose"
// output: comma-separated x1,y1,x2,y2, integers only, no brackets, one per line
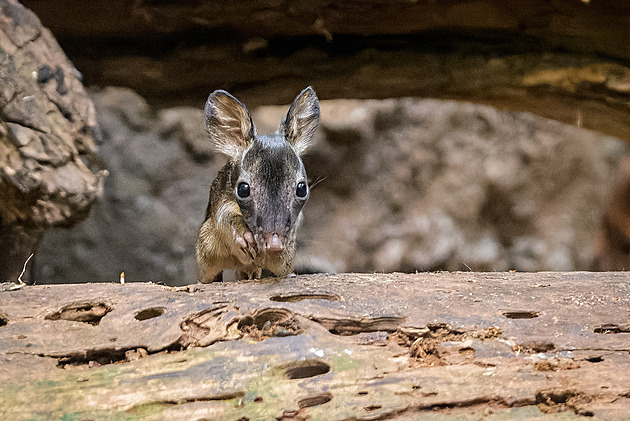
263,233,284,252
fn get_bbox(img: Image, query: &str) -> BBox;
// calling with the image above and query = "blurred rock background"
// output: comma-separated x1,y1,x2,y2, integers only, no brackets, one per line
35,87,625,284
5,0,630,284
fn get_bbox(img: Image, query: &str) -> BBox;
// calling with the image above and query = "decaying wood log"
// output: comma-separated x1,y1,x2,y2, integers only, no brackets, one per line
1,272,629,419
0,0,105,282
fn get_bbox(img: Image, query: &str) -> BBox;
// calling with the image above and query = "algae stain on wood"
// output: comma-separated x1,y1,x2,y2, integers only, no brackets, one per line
2,273,630,419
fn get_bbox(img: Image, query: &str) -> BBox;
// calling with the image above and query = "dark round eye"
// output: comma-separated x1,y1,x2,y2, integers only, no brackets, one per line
296,181,308,198
237,182,250,198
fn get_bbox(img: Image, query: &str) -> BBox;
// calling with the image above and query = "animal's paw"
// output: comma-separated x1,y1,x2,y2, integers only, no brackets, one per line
231,226,257,266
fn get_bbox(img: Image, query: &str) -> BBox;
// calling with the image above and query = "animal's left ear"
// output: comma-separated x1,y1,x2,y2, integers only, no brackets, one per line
281,86,320,155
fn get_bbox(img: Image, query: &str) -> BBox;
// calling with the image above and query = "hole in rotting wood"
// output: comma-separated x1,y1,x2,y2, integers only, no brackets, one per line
270,292,340,303
316,316,405,336
45,302,111,326
178,304,239,348
135,307,165,321
238,308,301,341
534,359,581,372
512,341,555,354
280,409,299,419
396,324,504,367
298,393,332,409
399,323,467,366
357,391,369,396
125,391,246,416
0,311,8,327
594,323,630,334
458,347,476,359
56,342,183,369
283,359,331,380
535,388,590,415
502,310,539,319
57,348,130,368
536,389,575,404
585,355,604,363
365,405,382,412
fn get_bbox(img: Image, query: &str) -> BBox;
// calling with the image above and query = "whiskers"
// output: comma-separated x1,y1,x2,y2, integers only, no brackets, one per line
308,176,327,190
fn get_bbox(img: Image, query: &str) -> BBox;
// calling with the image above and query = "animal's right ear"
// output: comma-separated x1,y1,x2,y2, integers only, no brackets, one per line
204,90,256,159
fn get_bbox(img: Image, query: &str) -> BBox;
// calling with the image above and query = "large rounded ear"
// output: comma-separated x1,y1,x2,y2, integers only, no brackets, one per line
280,86,320,155
204,90,256,159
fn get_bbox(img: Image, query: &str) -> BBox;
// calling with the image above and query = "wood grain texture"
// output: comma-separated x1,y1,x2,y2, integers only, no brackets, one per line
1,272,629,419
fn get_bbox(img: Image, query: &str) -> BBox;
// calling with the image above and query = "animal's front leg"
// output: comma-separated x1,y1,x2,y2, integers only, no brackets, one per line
235,266,263,280
230,223,257,266
213,201,258,267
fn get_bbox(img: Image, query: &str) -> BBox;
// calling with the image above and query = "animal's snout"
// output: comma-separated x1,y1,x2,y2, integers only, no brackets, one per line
263,233,284,253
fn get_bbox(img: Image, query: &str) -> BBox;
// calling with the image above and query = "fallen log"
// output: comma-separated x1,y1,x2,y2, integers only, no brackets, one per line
1,272,629,419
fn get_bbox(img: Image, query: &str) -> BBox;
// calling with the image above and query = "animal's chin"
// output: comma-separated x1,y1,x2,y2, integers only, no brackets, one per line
255,246,285,269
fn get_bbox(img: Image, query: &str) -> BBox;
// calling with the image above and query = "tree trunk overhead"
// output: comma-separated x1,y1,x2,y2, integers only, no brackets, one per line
19,0,630,144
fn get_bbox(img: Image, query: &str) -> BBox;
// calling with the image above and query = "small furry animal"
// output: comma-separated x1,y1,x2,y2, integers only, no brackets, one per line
196,87,320,282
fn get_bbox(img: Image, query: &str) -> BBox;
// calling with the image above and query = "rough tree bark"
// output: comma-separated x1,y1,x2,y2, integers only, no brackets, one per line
1,272,629,419
0,0,105,282
20,0,630,143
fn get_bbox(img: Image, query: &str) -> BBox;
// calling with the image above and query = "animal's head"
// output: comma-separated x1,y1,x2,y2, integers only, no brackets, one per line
204,86,320,254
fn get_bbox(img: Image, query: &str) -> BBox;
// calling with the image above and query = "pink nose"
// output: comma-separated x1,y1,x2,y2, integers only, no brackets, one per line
264,233,284,252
